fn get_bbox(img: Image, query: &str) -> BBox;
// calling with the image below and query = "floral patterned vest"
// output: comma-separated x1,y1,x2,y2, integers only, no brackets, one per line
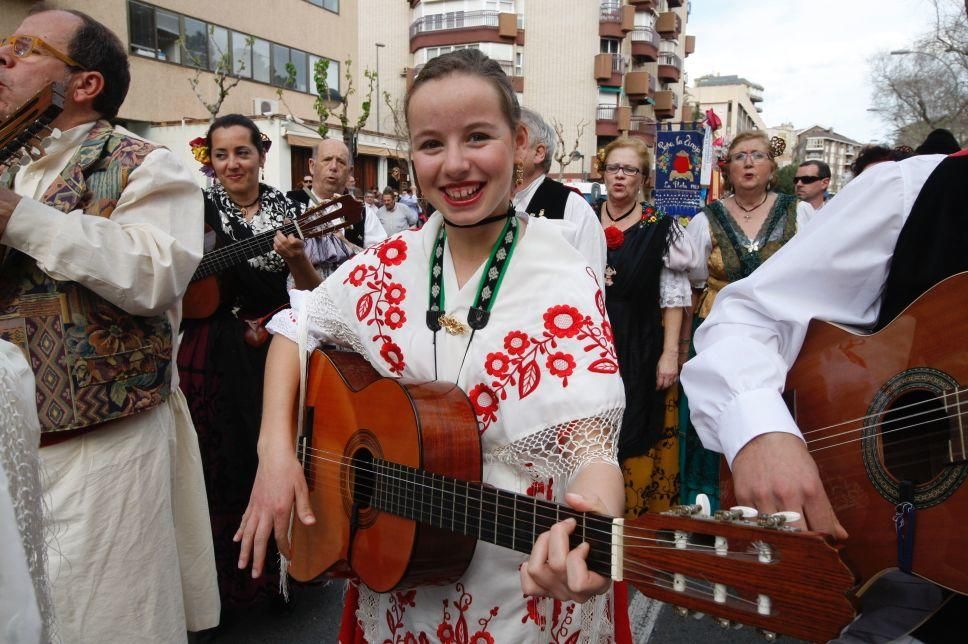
0,121,173,434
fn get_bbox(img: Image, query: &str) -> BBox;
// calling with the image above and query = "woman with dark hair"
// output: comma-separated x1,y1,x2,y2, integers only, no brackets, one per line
596,136,695,517
680,131,803,509
238,50,628,642
177,114,316,613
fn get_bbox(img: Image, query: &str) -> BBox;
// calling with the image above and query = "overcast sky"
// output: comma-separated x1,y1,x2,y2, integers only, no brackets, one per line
687,0,938,143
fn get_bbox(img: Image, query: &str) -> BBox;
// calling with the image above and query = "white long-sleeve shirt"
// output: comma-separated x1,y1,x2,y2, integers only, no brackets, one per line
680,154,946,466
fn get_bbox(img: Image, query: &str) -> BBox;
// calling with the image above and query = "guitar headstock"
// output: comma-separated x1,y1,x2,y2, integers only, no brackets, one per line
0,83,65,183
623,508,856,642
297,194,365,240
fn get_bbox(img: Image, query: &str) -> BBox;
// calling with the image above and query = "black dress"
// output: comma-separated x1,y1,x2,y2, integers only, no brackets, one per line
604,210,676,461
177,183,295,610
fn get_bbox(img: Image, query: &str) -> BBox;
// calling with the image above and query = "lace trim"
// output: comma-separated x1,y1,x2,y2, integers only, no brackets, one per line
356,583,380,639
659,267,691,308
309,285,368,356
0,362,53,641
486,409,622,489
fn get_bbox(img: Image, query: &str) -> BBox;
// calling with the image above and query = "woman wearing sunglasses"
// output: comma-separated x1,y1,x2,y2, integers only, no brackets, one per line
596,137,696,518
680,130,805,510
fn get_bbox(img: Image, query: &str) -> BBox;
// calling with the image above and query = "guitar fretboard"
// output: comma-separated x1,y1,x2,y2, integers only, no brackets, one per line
368,458,616,577
192,221,301,281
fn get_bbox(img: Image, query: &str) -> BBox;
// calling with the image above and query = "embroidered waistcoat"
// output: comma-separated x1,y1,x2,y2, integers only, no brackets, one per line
0,121,173,434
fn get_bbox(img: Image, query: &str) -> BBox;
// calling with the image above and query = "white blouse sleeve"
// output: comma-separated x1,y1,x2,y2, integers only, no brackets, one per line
685,212,712,288
662,219,700,272
659,267,691,308
265,283,367,355
679,156,944,466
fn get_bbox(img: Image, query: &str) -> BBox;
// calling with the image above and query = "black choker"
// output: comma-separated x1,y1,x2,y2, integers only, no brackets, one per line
605,201,639,222
441,203,515,228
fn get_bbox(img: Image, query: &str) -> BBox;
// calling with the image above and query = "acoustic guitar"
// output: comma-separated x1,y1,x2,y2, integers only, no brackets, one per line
722,271,968,595
288,349,856,642
182,194,363,319
0,83,64,181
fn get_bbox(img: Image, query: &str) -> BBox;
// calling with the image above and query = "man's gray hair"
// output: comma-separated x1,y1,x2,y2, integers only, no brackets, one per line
520,108,556,174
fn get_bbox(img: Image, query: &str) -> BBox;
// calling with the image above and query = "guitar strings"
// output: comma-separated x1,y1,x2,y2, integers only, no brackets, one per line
296,444,789,562
796,387,965,438
290,451,776,612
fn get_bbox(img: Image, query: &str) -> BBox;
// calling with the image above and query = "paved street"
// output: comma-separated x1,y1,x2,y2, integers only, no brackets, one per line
196,582,803,643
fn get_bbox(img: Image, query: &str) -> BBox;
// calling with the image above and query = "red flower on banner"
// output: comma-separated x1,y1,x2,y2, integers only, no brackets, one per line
543,304,584,339
604,225,624,250
377,238,407,266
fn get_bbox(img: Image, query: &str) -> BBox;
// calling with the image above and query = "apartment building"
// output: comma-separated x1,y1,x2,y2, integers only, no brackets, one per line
2,0,404,190
363,0,695,181
690,74,766,141
795,125,862,193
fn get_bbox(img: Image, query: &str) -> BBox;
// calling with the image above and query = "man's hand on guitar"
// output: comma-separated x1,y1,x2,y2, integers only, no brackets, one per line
234,441,316,578
273,230,306,260
731,432,848,540
520,492,611,603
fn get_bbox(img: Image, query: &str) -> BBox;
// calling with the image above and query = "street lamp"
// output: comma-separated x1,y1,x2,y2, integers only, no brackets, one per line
375,43,386,134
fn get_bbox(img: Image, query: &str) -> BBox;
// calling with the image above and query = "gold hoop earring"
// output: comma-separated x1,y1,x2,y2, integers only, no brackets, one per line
513,162,524,187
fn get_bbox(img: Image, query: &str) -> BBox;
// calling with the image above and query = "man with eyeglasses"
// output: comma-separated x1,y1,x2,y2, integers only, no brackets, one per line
793,160,831,226
0,7,219,642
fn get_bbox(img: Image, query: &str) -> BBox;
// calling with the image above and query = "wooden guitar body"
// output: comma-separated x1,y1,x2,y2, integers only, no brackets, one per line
289,350,481,591
723,271,968,594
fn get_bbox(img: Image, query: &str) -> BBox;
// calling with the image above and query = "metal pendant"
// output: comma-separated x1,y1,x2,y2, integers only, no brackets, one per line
438,313,469,336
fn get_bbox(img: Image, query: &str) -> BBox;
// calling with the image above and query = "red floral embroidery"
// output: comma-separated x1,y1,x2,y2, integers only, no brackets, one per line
470,280,619,432
380,341,406,374
604,225,624,250
543,305,583,339
384,589,429,644
468,383,499,424
546,352,576,385
483,352,511,377
384,282,406,304
377,238,407,266
503,330,531,355
434,583,498,644
385,306,407,329
343,239,412,375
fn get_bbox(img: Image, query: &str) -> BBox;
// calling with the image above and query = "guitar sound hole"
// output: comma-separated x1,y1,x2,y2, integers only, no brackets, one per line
351,449,376,508
881,390,949,484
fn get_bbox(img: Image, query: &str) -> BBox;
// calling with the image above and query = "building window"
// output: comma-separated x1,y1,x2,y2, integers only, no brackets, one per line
515,51,523,77
306,0,339,13
126,1,337,96
600,38,620,54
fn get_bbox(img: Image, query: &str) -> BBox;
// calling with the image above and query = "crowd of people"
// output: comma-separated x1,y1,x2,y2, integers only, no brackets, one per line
1,6,965,644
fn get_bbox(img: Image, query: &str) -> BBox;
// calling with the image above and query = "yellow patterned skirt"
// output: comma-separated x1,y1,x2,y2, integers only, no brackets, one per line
622,386,680,518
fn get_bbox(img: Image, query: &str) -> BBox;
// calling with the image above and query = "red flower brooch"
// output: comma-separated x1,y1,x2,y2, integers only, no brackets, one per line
604,225,624,250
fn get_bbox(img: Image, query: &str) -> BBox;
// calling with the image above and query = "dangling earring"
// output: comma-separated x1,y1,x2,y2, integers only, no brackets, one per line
513,162,524,187
261,166,265,182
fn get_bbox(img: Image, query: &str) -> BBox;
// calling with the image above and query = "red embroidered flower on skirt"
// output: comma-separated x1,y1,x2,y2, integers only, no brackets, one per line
380,340,406,374
484,351,511,377
602,320,614,343
377,238,408,266
604,225,624,250
503,330,531,355
546,351,576,385
469,632,495,644
469,383,499,422
437,622,455,642
384,306,407,329
347,264,369,287
384,282,406,304
543,304,584,339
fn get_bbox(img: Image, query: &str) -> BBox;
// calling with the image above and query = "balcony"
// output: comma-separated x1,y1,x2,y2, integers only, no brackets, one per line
630,26,659,61
684,34,696,57
627,0,656,8
595,53,626,87
599,2,635,38
596,104,630,137
409,11,524,52
667,0,684,7
415,59,523,90
657,52,682,83
654,90,678,120
656,11,682,39
629,116,657,146
625,70,655,103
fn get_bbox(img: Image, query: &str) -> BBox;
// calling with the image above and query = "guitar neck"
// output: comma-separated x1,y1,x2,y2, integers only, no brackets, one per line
192,221,298,280
369,458,618,578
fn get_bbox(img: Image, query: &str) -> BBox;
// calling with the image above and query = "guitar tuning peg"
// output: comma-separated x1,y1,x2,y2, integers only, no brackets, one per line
717,618,731,629
729,505,759,519
759,629,778,642
674,606,689,618
49,128,62,140
773,511,801,524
